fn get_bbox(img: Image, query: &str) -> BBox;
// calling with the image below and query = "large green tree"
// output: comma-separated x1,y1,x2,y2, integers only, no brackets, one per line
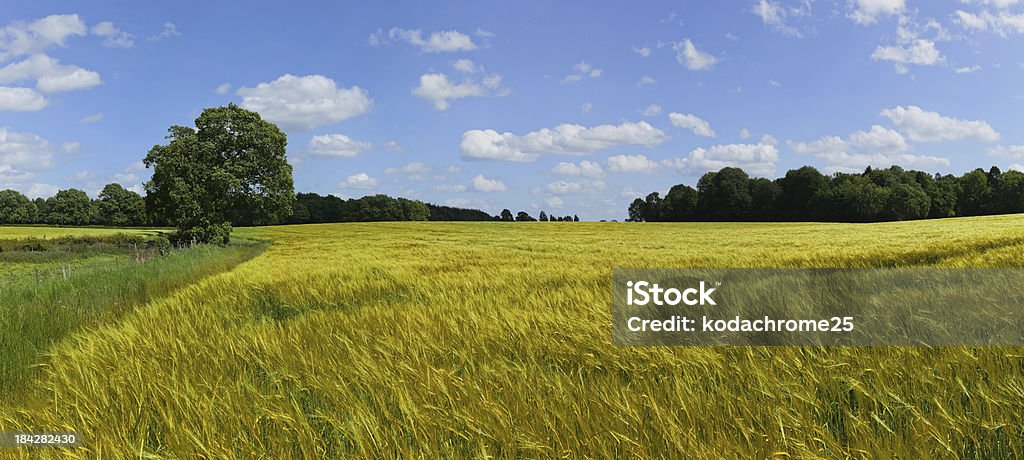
97,183,146,226
0,189,37,224
45,189,94,226
144,104,295,244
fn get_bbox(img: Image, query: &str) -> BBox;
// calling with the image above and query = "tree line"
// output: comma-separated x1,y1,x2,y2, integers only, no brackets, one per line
0,184,145,227
628,165,1024,222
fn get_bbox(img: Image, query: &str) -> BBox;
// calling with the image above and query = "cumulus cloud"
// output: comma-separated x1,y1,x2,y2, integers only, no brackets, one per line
471,174,506,192
871,39,944,72
672,39,717,70
551,160,605,178
90,21,134,48
0,127,57,182
637,75,656,86
954,9,1024,36
848,0,906,25
562,61,603,84
340,172,377,189
308,134,372,157
541,179,606,195
0,14,87,60
880,105,999,142
215,83,231,94
0,54,101,93
668,112,716,137
632,46,651,57
987,144,1024,159
148,22,181,41
640,104,661,117
752,0,811,37
607,154,661,173
789,125,949,172
452,58,479,73
413,68,506,110
385,162,431,175
370,27,478,53
954,65,982,73
237,74,373,131
664,142,780,177
460,121,668,162
0,86,48,111
434,184,466,192
545,196,565,209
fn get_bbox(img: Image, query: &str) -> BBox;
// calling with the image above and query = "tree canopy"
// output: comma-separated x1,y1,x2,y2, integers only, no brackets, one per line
629,165,1024,222
144,104,295,244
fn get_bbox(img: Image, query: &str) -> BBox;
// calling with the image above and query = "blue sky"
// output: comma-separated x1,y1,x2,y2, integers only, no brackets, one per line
2,1,1024,220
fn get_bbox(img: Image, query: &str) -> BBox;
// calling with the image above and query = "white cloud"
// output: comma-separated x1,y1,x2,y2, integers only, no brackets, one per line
881,105,999,142
562,61,603,84
769,79,782,87
957,9,1024,36
383,140,405,152
237,74,373,131
544,196,565,209
752,0,805,37
0,86,48,111
460,121,668,162
552,160,605,178
664,142,780,177
848,0,906,25
542,179,606,195
148,22,181,41
871,39,944,72
739,128,752,139
90,21,133,48
760,134,779,146
373,27,478,53
79,112,103,123
632,46,651,57
308,134,372,158
215,83,231,94
340,172,377,189
385,162,430,175
1011,163,1024,172
453,58,479,73
954,65,982,73
637,75,656,86
668,112,716,137
434,184,466,192
471,174,506,192
413,70,507,110
640,104,662,117
0,127,57,182
0,14,87,60
673,39,717,70
987,144,1024,159
61,141,80,153
0,54,101,93
580,102,592,114
789,126,949,172
607,154,660,173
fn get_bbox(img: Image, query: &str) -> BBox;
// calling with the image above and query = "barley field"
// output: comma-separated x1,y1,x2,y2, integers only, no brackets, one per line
3,216,1024,458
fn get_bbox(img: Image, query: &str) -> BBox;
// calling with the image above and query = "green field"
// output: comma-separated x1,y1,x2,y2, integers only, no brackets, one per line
2,217,1024,457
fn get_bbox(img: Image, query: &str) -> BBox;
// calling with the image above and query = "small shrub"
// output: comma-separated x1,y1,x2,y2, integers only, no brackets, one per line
148,236,173,256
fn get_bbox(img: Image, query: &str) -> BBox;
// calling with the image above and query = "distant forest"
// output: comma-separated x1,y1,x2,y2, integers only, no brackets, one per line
0,187,577,227
628,165,1024,222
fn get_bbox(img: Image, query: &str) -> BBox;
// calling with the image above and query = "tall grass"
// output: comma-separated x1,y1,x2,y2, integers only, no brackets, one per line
2,216,1024,458
0,239,266,400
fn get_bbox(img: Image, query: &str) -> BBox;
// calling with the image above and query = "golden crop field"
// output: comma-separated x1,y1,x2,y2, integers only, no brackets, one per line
0,226,157,240
4,216,1024,458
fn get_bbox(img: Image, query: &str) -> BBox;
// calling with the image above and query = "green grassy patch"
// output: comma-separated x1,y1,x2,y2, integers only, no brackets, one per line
0,238,267,400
